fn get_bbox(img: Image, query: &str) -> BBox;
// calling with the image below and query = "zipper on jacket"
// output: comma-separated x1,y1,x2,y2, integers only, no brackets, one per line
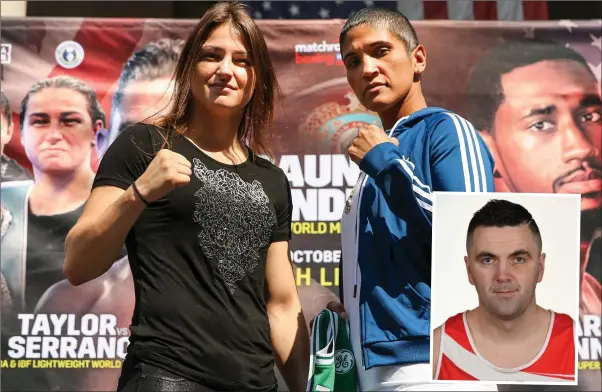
344,172,366,214
351,126,397,299
352,174,368,299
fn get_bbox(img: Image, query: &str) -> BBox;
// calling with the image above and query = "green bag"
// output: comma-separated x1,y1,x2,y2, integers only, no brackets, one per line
307,309,359,391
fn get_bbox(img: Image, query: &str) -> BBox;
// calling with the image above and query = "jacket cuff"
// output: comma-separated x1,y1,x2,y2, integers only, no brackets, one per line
359,141,400,178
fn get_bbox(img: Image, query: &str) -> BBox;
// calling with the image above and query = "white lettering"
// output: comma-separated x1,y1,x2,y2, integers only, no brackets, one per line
577,316,601,360
17,314,118,336
294,41,340,53
18,314,34,335
6,336,130,359
50,314,68,335
280,155,304,187
279,155,359,189
578,337,602,361
291,188,351,221
290,250,341,263
331,154,360,187
583,315,601,337
31,316,51,336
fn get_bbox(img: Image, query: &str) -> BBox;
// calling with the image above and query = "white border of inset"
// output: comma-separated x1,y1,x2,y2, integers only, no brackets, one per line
429,192,580,386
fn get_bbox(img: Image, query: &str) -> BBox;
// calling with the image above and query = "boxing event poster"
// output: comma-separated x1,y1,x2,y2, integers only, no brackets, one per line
1,17,601,391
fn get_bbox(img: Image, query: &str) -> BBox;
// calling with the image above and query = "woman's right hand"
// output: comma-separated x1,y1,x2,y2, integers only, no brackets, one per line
135,149,193,203
326,301,347,319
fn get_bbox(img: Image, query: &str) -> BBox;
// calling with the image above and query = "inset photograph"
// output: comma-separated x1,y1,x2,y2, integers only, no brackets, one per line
430,192,580,385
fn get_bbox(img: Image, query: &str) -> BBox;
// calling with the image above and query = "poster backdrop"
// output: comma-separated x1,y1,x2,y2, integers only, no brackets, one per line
1,17,601,391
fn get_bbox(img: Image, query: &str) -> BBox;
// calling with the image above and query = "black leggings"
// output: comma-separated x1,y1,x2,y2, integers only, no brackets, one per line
117,358,279,392
117,360,216,392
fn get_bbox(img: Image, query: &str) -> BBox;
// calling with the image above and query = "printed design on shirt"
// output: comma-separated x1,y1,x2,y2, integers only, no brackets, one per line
192,158,276,294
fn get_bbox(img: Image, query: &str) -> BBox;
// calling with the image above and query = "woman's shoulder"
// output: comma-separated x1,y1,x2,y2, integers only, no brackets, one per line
118,122,169,150
122,122,167,139
250,153,290,191
251,153,284,175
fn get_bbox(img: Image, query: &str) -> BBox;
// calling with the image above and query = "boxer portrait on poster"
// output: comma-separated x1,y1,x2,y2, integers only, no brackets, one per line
465,38,602,391
0,76,106,312
0,90,31,182
0,75,109,390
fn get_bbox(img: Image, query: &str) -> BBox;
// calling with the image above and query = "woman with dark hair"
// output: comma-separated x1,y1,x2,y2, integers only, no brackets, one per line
63,2,309,391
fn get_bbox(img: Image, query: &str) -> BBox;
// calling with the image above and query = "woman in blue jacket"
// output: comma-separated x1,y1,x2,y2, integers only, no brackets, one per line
331,7,498,391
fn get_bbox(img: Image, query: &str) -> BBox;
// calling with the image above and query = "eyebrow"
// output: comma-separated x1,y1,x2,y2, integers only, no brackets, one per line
28,111,83,119
521,94,602,120
342,40,392,61
522,105,556,119
201,45,248,55
580,94,602,108
475,251,497,259
475,249,531,259
508,249,531,258
28,112,49,119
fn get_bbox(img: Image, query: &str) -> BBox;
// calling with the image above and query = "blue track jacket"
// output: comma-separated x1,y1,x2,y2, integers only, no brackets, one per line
340,107,495,371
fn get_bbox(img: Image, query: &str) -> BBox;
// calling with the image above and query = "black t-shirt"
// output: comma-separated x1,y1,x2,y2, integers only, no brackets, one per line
1,202,81,391
93,123,292,391
25,204,84,311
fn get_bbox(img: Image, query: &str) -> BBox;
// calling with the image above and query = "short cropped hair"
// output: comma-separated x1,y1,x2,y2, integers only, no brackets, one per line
465,39,593,132
0,90,11,126
339,7,419,52
467,199,542,250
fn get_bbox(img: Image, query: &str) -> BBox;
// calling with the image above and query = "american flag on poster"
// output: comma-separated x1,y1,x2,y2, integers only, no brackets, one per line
243,0,549,20
530,20,602,83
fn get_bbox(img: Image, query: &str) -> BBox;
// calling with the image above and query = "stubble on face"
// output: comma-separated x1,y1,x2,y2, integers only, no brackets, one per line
468,225,543,321
488,60,602,212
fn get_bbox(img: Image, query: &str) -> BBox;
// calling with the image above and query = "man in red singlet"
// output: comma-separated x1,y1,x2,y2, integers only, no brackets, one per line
432,199,576,384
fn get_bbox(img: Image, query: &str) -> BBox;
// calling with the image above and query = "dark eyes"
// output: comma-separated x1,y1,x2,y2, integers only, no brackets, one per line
581,111,601,123
344,46,391,69
527,110,601,133
375,47,390,57
480,257,526,265
30,118,80,126
200,53,251,66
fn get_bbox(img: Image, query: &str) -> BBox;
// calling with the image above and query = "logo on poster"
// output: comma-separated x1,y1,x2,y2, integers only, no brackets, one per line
1,43,11,64
295,41,342,66
55,40,84,69
299,91,381,154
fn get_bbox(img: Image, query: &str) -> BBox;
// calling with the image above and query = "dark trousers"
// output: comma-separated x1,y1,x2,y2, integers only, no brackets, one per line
117,360,216,392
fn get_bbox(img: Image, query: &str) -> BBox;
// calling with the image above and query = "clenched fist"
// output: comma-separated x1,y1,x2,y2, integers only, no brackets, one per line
348,125,399,165
134,149,192,203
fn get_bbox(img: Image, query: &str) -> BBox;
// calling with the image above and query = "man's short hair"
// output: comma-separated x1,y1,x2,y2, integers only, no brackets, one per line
19,75,105,130
467,199,542,250
339,7,419,52
111,38,184,124
465,39,593,132
0,89,12,126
